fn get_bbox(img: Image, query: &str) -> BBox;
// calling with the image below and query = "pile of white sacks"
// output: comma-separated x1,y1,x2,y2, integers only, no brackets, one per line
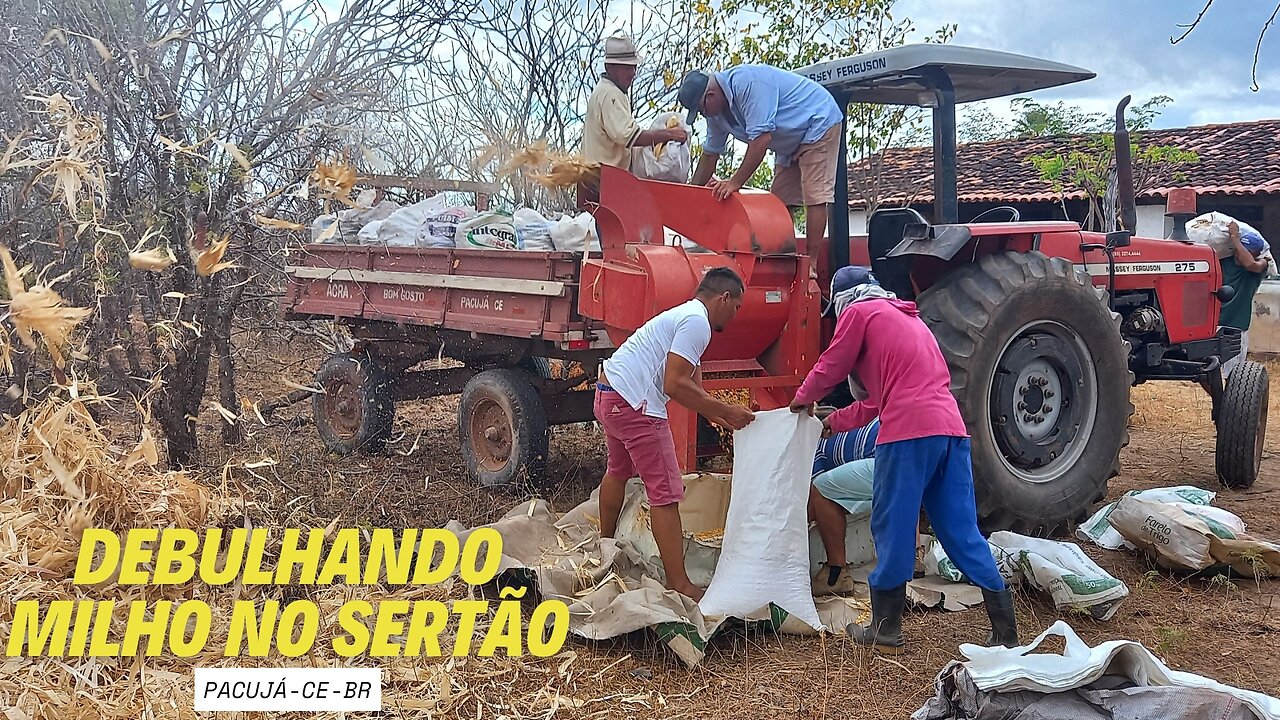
310,192,601,253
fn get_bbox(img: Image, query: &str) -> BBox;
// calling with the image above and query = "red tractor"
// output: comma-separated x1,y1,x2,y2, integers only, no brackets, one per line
800,45,1269,534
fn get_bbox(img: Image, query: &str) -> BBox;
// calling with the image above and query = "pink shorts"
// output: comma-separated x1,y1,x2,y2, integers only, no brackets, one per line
594,388,684,506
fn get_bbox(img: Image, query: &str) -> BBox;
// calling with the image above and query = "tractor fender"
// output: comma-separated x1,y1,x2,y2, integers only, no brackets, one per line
886,223,974,261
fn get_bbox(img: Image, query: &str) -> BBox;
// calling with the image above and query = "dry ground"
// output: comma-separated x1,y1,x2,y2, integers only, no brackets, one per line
187,346,1280,720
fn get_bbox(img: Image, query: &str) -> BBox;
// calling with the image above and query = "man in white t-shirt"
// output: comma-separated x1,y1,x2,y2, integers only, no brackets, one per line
594,267,756,600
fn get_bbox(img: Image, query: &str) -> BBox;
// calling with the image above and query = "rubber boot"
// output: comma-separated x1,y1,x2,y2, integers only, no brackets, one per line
983,588,1020,648
848,586,906,655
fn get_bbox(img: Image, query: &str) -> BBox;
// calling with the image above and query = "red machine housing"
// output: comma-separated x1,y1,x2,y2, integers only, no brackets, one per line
578,166,821,471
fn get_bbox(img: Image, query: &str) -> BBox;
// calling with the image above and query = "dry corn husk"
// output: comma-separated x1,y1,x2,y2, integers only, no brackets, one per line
0,246,92,369
0,386,665,720
191,233,234,276
128,246,176,272
308,160,359,207
653,115,682,160
496,140,599,188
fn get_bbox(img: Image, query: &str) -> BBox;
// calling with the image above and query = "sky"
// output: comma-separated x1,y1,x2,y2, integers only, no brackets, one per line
893,0,1280,128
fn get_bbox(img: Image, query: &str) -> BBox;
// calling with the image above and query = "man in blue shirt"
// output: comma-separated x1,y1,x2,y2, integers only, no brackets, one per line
678,65,844,251
810,417,879,595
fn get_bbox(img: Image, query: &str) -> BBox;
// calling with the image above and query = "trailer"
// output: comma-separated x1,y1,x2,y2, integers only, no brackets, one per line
282,179,614,488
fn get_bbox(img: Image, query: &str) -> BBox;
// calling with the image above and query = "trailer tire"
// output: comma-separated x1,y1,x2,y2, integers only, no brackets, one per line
460,368,549,489
313,352,395,455
916,251,1133,537
1216,360,1269,490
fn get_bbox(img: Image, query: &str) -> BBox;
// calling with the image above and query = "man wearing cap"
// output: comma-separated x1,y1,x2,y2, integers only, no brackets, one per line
788,266,1018,655
582,35,689,179
678,66,843,249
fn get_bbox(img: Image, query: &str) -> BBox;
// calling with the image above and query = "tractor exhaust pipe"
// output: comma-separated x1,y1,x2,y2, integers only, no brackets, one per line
1114,95,1137,234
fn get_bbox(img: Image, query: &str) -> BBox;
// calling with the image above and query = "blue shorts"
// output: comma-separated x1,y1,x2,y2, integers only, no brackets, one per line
813,458,875,516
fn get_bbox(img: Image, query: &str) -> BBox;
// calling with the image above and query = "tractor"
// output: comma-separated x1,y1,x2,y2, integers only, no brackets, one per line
800,44,1269,535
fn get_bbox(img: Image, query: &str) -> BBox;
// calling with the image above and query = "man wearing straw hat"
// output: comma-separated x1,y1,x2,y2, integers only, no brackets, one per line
580,35,689,203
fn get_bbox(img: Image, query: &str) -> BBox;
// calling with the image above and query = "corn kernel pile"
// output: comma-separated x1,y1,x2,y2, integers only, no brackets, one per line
708,387,753,458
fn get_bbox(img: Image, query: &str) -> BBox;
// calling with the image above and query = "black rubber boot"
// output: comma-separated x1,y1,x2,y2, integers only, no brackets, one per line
983,588,1020,648
848,586,906,655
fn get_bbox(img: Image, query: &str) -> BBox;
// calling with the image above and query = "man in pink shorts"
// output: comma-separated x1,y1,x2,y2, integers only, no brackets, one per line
594,267,756,600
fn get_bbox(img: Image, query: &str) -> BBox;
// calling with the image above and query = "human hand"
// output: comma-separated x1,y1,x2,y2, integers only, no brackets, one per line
709,177,742,201
718,404,756,431
820,415,834,439
788,400,815,415
666,126,689,143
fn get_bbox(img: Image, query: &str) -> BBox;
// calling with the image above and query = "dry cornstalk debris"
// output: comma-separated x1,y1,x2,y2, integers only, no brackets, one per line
0,246,92,371
493,141,599,189
0,388,661,720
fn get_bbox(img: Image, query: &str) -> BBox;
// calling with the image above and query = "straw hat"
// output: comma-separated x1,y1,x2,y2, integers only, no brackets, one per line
604,34,642,66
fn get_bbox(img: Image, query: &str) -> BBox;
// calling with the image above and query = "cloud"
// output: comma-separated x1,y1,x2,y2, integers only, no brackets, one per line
893,0,1280,128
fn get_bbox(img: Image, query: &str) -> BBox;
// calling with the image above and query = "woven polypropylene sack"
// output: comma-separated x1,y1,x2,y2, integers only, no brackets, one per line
698,409,824,630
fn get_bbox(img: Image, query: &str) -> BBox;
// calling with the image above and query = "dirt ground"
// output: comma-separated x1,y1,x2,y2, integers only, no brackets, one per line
194,345,1280,719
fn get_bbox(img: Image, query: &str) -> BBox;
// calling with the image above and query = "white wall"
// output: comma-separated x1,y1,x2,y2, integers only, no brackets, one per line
848,209,868,235
1135,203,1172,239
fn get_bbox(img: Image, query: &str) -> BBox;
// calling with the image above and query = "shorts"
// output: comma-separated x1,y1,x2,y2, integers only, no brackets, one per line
813,458,875,516
593,387,684,506
770,123,841,207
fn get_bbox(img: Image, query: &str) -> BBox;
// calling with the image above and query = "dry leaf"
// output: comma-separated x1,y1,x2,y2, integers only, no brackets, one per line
253,215,304,231
224,142,251,173
192,233,234,276
208,401,238,424
1,247,93,369
128,246,175,272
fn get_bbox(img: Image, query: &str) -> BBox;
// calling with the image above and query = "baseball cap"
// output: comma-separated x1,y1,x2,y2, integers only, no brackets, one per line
823,266,878,317
678,70,711,125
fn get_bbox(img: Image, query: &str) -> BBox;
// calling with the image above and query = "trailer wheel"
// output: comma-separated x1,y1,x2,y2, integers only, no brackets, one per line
313,352,395,454
1216,360,1269,490
459,368,549,489
916,251,1133,537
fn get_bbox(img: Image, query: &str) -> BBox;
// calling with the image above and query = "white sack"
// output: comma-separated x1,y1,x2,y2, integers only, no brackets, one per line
1110,495,1280,576
698,409,824,630
456,210,518,250
1077,485,1216,550
989,532,1129,621
357,219,386,243
550,212,602,253
373,196,448,247
947,621,1280,720
513,208,556,251
1185,211,1265,259
423,205,475,248
634,112,692,183
311,214,339,243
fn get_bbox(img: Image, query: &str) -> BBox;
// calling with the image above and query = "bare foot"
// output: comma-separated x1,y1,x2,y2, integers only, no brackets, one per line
669,581,706,602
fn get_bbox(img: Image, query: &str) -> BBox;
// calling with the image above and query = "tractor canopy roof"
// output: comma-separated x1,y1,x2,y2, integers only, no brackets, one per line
795,44,1095,105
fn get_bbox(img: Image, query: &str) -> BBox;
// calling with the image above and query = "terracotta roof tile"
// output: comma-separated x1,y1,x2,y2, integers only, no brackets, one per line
847,118,1280,208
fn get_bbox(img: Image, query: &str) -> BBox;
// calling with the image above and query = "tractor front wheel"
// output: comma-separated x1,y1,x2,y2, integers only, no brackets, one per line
917,251,1133,536
1216,360,1269,489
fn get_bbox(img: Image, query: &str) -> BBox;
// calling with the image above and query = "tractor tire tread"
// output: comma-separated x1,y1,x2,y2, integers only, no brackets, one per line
917,251,1133,537
1216,360,1269,490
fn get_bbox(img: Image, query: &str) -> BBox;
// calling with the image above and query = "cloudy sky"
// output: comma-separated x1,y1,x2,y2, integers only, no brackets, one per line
895,0,1279,128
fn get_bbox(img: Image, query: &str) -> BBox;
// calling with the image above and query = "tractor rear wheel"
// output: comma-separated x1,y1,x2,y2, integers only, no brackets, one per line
1216,360,1269,489
917,251,1133,536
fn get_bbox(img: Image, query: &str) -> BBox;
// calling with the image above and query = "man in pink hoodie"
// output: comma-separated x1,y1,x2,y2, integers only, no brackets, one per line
789,266,1017,654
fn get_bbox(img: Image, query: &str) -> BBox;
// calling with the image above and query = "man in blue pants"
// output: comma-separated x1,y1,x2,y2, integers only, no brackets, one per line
790,267,1018,654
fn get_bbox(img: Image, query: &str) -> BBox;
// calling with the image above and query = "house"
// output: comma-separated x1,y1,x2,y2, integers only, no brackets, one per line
845,119,1280,242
